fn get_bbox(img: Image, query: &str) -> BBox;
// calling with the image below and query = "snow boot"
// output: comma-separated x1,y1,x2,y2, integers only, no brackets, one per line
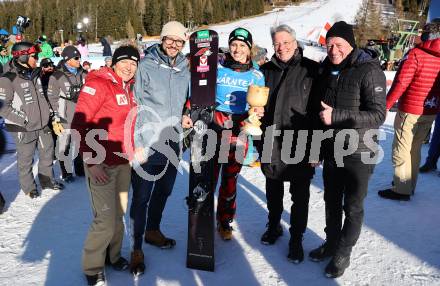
260,223,283,245
217,220,233,240
60,173,74,183
325,254,350,278
287,235,304,264
378,189,410,201
27,189,40,199
144,230,176,249
85,271,105,286
130,250,145,276
419,162,437,173
41,180,64,191
309,241,336,262
107,256,128,271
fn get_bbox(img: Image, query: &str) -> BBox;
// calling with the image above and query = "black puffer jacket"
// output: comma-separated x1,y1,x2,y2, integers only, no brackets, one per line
258,49,319,180
310,48,387,155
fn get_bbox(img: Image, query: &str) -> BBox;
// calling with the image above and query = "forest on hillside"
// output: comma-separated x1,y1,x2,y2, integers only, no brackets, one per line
0,0,269,42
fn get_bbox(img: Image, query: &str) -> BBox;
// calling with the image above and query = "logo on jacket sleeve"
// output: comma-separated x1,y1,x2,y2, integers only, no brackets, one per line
82,86,96,96
116,94,128,105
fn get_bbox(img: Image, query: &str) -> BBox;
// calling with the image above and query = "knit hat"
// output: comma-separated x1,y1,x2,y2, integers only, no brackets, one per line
421,19,440,41
326,21,356,47
160,21,187,41
228,28,253,49
40,58,54,67
111,45,140,66
61,45,81,61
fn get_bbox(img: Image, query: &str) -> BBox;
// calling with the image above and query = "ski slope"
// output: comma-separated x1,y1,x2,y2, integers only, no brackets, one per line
1,0,440,285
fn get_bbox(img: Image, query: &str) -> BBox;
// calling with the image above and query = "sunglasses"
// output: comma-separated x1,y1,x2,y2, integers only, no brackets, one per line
72,56,81,61
30,54,39,59
42,63,54,68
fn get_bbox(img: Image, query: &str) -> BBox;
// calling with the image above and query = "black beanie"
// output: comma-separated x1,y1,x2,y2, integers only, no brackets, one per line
228,28,253,49
326,21,356,47
61,46,81,61
112,45,140,66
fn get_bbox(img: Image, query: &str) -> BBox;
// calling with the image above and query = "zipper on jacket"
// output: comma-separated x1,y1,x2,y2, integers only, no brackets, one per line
31,77,44,130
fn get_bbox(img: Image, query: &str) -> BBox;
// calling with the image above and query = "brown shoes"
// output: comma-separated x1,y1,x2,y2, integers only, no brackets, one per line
130,250,145,276
217,221,233,240
144,230,176,249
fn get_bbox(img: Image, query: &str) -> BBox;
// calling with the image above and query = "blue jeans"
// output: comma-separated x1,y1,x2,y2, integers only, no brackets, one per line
426,113,440,167
130,162,178,250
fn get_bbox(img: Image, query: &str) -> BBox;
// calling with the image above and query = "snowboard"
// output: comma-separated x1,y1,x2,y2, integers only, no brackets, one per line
186,29,219,272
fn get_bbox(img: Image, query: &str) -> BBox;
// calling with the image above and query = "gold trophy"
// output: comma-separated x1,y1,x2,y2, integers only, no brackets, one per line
243,85,269,136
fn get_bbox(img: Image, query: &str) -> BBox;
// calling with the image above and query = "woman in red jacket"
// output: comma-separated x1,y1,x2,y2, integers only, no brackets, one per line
71,45,140,286
378,20,440,201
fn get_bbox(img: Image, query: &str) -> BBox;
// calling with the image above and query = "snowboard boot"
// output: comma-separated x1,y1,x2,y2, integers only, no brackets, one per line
85,271,105,286
0,192,5,214
130,250,145,276
27,189,40,199
217,220,233,241
144,230,176,249
378,189,410,201
287,235,304,264
260,223,283,245
309,241,336,262
325,254,351,278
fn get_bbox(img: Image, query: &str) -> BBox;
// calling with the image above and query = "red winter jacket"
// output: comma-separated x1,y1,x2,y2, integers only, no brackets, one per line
71,67,136,166
386,39,440,114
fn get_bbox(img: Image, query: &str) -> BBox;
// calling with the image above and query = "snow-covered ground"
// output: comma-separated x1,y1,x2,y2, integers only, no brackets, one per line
2,0,440,285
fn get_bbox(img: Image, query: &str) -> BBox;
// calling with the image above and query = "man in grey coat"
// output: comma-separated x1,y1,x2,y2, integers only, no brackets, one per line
47,45,87,182
0,42,63,198
129,21,190,276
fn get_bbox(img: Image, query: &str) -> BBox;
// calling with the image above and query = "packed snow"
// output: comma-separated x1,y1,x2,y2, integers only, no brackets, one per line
1,0,440,285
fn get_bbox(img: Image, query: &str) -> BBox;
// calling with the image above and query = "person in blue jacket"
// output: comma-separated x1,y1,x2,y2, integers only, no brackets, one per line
182,27,265,240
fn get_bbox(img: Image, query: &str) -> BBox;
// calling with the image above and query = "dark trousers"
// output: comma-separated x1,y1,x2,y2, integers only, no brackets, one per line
130,162,178,250
265,176,311,238
426,113,440,167
12,128,54,193
323,153,374,256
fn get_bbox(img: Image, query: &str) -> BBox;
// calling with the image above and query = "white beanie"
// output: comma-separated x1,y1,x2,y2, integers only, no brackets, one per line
160,21,187,41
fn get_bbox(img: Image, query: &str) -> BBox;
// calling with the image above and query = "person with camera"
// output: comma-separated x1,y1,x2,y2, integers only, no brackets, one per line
47,45,87,182
0,42,63,198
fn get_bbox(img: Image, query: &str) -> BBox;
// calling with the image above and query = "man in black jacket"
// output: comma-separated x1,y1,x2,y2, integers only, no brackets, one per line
258,24,319,264
309,22,386,278
0,42,63,198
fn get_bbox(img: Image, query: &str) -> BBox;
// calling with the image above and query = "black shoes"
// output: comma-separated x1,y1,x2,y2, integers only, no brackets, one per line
378,189,410,201
419,162,437,173
41,180,64,191
85,272,105,286
287,236,304,264
60,173,74,183
309,241,336,262
325,255,351,278
261,223,283,245
0,192,5,214
107,257,129,271
28,189,40,199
